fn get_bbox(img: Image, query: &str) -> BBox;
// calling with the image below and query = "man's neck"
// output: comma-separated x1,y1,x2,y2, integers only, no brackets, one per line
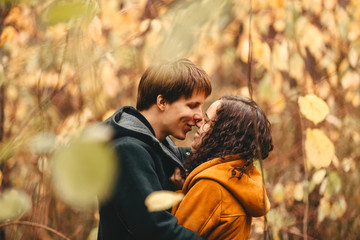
139,108,166,142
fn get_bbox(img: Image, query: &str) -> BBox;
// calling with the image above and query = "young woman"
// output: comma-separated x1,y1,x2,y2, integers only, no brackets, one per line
172,96,273,240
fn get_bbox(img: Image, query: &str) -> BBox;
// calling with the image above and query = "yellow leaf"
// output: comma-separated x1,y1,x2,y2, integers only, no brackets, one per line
348,21,360,41
0,189,32,222
237,37,250,63
341,71,360,90
324,0,336,10
267,0,285,8
145,191,184,212
88,16,103,43
272,183,284,203
298,94,330,125
273,19,285,32
293,182,304,201
297,20,324,60
312,169,327,185
272,41,289,72
305,128,335,169
348,47,358,68
289,53,304,81
318,197,331,222
253,39,271,69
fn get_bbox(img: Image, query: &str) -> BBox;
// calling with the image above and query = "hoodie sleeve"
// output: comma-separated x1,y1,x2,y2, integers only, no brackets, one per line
172,179,222,238
107,139,203,240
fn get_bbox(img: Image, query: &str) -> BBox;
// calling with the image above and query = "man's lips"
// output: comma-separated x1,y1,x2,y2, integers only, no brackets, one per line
185,124,193,132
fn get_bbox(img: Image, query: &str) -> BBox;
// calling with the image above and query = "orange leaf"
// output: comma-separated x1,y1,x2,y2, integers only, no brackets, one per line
0,26,16,47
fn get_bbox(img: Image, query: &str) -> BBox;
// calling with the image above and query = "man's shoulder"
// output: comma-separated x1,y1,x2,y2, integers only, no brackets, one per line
112,135,153,149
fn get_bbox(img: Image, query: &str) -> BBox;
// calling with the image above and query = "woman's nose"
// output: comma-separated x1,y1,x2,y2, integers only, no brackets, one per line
195,119,203,128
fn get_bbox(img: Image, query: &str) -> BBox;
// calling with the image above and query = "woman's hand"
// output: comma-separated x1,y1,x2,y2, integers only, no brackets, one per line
170,167,185,191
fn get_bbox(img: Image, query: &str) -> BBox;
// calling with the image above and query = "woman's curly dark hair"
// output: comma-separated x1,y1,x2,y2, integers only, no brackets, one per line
183,96,274,178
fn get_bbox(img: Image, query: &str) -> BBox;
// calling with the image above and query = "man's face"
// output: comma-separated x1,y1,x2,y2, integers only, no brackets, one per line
162,92,206,140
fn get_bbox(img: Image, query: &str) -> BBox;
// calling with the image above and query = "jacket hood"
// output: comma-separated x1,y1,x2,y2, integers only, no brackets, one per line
182,156,270,217
102,106,185,169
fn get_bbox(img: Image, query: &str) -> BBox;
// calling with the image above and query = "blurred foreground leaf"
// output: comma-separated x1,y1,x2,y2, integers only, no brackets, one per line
305,128,335,169
145,191,183,212
298,94,330,125
51,127,117,208
0,189,32,222
87,227,98,240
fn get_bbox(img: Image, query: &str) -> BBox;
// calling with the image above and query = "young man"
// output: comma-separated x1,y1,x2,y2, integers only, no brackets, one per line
97,58,212,240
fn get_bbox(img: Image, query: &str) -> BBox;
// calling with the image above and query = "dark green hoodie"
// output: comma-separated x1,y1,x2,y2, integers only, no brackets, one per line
97,106,202,240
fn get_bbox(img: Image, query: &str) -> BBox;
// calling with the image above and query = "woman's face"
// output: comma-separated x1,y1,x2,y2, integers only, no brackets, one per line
191,100,222,150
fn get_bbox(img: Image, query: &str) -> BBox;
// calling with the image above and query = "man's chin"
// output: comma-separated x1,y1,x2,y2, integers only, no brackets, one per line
170,133,186,140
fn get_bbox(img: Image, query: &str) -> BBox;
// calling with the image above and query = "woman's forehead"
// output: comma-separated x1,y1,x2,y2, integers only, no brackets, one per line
206,100,222,118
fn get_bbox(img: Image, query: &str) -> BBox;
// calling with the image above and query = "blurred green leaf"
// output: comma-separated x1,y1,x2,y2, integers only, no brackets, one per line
153,0,232,60
51,136,117,208
41,0,96,26
0,189,32,222
267,209,283,228
327,171,342,196
329,196,347,220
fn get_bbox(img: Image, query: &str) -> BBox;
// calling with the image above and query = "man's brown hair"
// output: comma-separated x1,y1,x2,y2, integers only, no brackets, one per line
136,58,212,111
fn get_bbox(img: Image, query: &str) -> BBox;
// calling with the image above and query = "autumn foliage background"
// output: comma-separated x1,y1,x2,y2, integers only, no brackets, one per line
0,0,359,239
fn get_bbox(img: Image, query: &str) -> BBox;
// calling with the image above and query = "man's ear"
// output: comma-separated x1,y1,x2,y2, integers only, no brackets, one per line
156,94,167,111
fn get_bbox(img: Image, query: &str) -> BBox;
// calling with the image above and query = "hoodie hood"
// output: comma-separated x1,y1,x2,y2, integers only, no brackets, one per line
182,156,270,217
102,106,185,170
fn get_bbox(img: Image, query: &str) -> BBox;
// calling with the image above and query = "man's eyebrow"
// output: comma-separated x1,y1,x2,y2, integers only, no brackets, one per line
189,101,201,106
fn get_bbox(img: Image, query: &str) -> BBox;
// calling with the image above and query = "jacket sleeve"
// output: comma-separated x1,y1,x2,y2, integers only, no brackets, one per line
172,179,222,238
111,139,202,240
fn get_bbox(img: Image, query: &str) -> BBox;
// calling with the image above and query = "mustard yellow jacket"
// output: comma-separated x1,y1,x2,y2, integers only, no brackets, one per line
172,156,270,240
